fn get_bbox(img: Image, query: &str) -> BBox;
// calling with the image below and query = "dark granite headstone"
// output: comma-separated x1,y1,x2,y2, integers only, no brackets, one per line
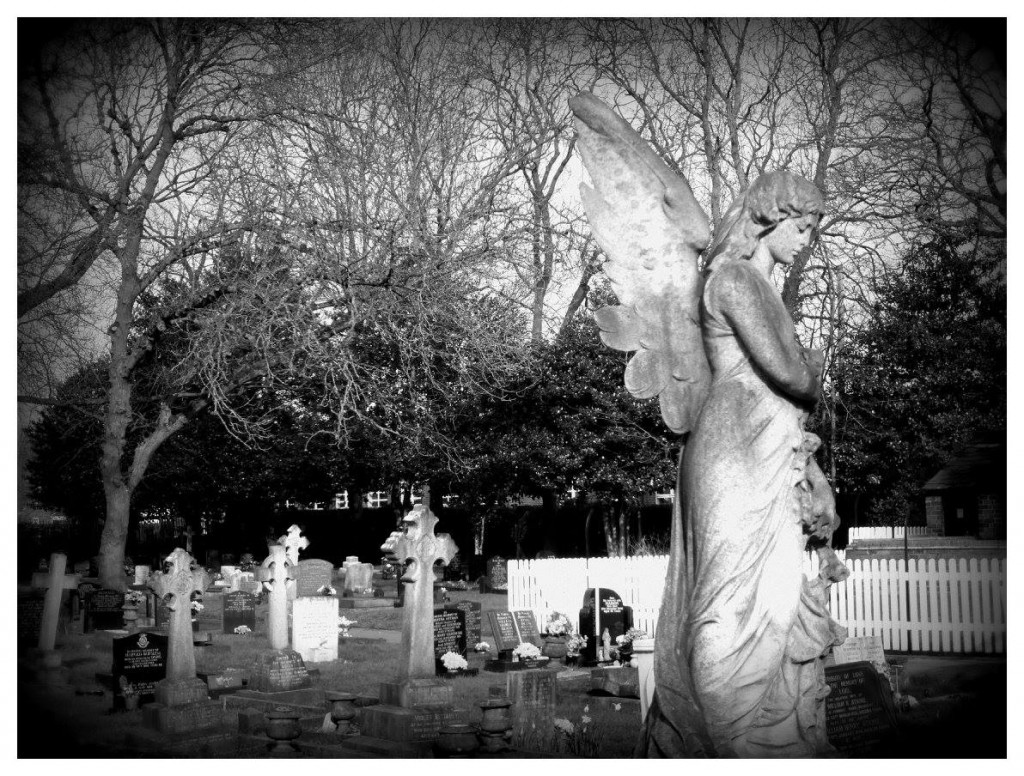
17,593,46,646
487,611,520,653
487,556,507,590
825,661,900,756
433,608,467,674
296,559,335,597
578,587,633,661
223,591,257,634
112,631,168,710
512,610,542,648
249,649,312,693
85,588,126,632
446,601,482,647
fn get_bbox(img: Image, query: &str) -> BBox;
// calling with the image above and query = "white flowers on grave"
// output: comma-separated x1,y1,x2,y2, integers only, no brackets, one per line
513,642,541,660
473,641,491,653
191,601,204,612
544,611,571,637
338,616,356,637
318,584,337,596
234,625,252,636
440,651,468,671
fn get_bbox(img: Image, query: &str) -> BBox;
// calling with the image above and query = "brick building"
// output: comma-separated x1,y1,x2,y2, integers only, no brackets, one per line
923,435,1006,540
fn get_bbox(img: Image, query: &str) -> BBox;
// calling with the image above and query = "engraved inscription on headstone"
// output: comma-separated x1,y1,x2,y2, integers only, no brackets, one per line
17,594,46,646
446,601,482,647
296,558,335,597
112,631,168,709
223,591,256,634
825,661,900,756
578,587,633,661
292,595,339,662
433,608,467,673
85,588,126,632
487,611,520,653
512,610,542,648
249,649,312,693
487,556,507,590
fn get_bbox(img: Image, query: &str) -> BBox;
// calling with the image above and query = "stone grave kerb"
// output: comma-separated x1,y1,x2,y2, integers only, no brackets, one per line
258,543,297,650
149,548,209,682
31,552,80,656
391,504,458,681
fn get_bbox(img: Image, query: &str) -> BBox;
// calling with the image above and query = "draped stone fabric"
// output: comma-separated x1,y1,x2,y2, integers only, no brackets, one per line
637,258,843,758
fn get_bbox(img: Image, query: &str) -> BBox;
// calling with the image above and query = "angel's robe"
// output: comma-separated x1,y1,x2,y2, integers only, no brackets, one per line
641,257,843,758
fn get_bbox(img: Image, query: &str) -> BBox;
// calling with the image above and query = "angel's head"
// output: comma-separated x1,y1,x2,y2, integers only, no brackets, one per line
703,171,824,270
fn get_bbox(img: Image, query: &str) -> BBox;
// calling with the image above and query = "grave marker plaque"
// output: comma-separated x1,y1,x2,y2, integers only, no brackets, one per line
446,601,482,648
223,591,256,634
112,631,168,709
292,595,339,662
433,607,467,671
487,611,520,653
296,558,335,597
512,610,542,648
825,661,900,756
85,588,125,632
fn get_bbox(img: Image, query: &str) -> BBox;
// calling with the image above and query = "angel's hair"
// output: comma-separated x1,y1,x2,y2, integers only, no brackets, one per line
703,171,824,271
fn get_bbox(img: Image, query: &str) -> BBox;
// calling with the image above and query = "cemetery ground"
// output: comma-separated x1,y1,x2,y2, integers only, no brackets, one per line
18,584,1007,759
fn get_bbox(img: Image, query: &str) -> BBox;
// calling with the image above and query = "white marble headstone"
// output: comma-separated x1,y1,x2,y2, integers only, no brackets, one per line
292,597,339,663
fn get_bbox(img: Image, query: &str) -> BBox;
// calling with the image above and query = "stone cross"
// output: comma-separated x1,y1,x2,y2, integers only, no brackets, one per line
389,504,458,680
278,524,309,566
149,548,209,681
258,543,296,650
31,552,80,652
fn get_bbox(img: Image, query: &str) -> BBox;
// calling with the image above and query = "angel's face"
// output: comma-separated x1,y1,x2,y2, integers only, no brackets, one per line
764,216,815,265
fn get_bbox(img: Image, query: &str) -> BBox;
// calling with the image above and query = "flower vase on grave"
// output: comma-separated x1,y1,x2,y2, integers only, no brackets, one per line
265,706,302,754
542,635,568,659
325,691,358,736
435,723,479,757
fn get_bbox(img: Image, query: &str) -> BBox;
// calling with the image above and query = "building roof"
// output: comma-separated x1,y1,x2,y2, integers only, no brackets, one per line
922,435,1006,492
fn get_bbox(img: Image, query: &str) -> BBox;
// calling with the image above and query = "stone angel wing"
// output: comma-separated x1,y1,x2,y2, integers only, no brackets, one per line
569,92,712,434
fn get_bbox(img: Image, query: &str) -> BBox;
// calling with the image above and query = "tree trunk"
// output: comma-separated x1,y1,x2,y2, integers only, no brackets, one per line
97,482,131,590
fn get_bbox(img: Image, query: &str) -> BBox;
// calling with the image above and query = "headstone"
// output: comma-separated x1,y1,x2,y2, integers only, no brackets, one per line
446,601,482,648
487,556,507,590
257,543,297,650
296,558,335,597
134,565,151,586
84,588,126,632
279,524,309,566
512,610,543,648
507,668,558,740
832,635,890,681
343,562,374,595
433,607,467,673
248,649,312,693
112,631,168,709
578,588,633,662
17,593,47,647
487,611,521,654
825,661,900,756
223,591,257,634
195,590,224,633
292,596,339,663
31,553,79,654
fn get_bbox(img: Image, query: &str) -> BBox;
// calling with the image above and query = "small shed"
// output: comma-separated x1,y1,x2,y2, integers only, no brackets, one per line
922,435,1006,539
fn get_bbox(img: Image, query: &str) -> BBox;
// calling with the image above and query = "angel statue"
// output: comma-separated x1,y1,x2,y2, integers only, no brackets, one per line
569,92,848,758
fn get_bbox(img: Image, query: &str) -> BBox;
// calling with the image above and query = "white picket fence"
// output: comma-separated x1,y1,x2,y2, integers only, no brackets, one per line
847,526,932,541
508,553,1006,654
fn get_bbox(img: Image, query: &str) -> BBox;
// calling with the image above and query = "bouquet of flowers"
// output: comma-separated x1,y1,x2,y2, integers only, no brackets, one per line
124,590,146,607
565,634,587,656
513,642,542,660
440,651,468,671
474,641,491,653
615,627,648,646
234,625,252,636
318,584,337,596
545,612,571,637
338,616,357,637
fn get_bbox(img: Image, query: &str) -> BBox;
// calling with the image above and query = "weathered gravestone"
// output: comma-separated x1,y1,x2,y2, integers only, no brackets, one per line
292,595,339,663
112,631,168,710
360,502,466,747
257,543,297,651
433,607,467,674
832,634,891,685
84,588,126,632
578,588,633,663
18,593,47,648
223,590,256,634
278,524,309,601
29,553,80,654
343,562,375,595
507,668,558,740
296,558,335,597
446,601,482,648
825,661,900,756
248,648,312,693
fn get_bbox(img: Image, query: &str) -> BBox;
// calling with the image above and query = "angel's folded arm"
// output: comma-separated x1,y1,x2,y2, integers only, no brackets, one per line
716,265,821,403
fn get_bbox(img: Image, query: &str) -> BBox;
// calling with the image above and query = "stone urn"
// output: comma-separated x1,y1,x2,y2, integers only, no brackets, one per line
477,699,512,753
325,691,358,736
435,723,479,757
122,602,139,631
265,707,302,754
541,635,568,659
